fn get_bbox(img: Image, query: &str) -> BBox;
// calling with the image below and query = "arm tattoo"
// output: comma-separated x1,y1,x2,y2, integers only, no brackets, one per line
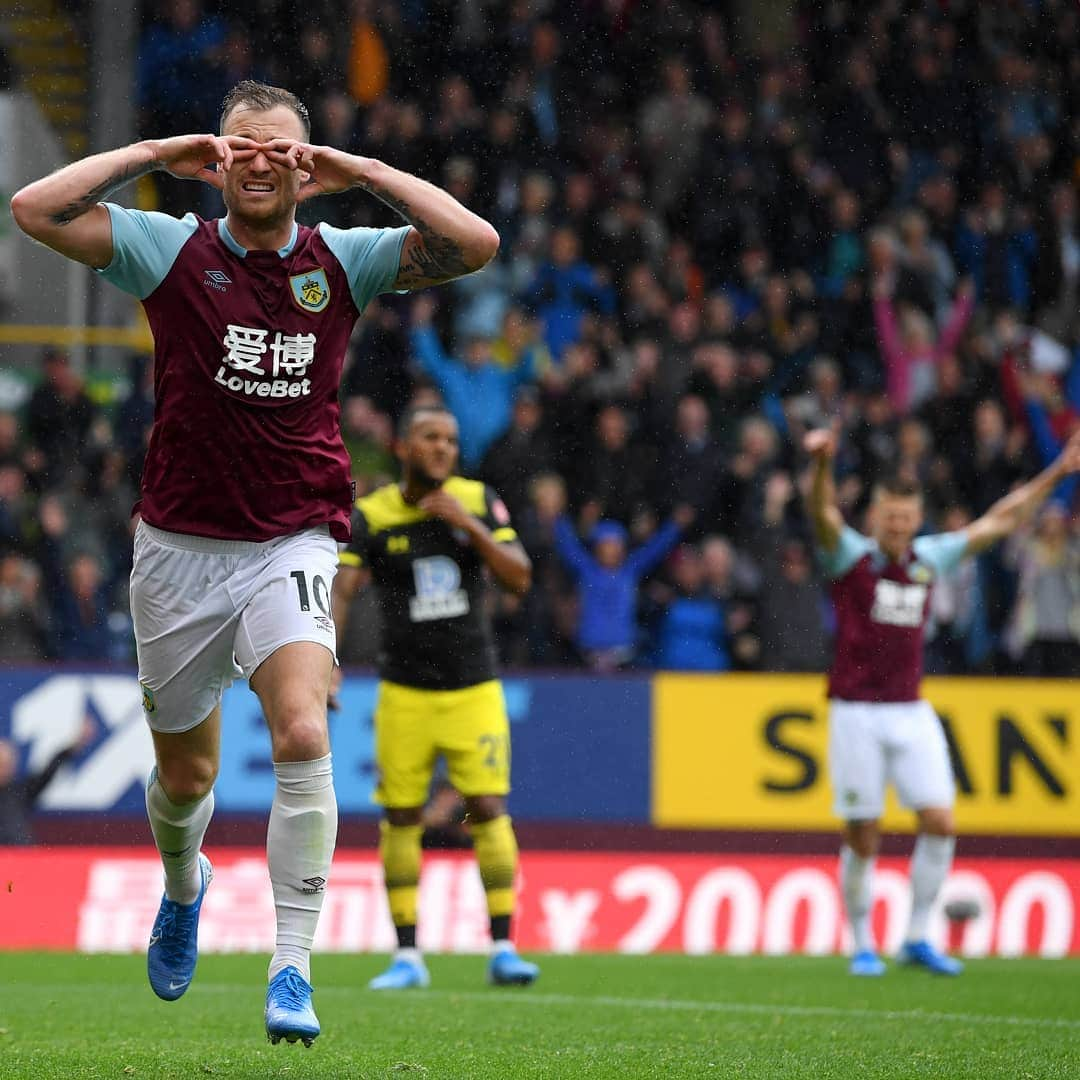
49,160,155,226
374,191,472,287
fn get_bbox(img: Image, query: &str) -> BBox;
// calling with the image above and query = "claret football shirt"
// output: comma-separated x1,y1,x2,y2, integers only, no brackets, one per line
98,204,409,542
819,526,969,702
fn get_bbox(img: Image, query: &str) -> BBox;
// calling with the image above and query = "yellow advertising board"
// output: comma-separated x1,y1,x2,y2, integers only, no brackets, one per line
652,673,1078,835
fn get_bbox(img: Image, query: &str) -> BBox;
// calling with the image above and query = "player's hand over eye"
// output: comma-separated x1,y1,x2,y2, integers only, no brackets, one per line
146,134,258,189
418,490,473,531
260,141,368,202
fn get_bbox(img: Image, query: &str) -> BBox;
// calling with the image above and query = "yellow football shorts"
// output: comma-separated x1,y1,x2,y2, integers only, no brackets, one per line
373,679,511,807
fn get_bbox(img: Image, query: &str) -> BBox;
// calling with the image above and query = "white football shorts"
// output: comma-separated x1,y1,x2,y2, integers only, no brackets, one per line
130,520,339,734
828,698,955,821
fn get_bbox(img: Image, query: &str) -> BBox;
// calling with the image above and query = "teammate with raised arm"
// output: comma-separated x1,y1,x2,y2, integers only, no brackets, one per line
11,80,499,1046
332,403,539,990
804,421,1080,977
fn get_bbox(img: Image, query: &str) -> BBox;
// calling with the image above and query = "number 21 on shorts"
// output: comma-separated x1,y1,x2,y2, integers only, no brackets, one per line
479,733,510,774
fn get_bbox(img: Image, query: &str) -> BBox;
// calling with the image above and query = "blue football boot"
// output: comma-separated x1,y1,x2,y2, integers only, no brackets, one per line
147,852,213,1001
368,951,431,990
488,946,539,986
849,950,887,977
265,966,320,1047
897,940,964,975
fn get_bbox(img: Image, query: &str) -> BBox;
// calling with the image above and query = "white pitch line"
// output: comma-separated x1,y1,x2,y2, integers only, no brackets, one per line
421,989,1080,1032
8,982,1078,1033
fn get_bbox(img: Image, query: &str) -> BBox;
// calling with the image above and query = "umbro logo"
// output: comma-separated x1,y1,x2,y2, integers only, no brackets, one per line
301,875,326,894
204,269,232,292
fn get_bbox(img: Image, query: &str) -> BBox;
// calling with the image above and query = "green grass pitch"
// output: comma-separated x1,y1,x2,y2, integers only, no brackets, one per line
1,953,1078,1078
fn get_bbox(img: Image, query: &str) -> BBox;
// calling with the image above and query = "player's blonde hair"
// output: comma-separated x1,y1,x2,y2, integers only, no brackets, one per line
219,80,310,137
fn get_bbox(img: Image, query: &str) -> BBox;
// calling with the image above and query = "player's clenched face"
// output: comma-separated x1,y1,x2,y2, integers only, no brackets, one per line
401,413,460,489
870,493,924,562
220,105,307,225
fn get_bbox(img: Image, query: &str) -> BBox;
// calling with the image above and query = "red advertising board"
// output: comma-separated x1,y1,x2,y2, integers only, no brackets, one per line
2,848,1077,956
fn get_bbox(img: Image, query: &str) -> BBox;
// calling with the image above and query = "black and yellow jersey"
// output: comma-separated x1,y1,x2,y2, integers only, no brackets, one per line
340,477,519,690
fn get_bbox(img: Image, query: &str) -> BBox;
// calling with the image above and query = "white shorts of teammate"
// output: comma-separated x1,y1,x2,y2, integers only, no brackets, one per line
828,699,955,821
130,521,339,734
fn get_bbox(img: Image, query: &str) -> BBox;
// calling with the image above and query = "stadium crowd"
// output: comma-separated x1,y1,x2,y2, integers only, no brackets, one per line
1,0,1079,676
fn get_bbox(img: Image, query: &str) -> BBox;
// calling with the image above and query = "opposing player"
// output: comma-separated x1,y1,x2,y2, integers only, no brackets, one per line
804,421,1080,976
331,403,539,989
11,81,499,1043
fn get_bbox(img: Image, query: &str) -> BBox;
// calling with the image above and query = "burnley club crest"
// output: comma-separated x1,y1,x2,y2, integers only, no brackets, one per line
290,268,330,313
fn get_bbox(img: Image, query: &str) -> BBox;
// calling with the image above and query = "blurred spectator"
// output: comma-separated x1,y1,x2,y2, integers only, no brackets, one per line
290,27,344,121
491,307,551,374
554,508,690,669
341,397,396,483
872,275,974,412
722,416,782,534
896,209,955,320
700,535,759,662
954,183,1037,311
450,246,513,342
639,56,712,217
573,403,654,525
518,21,566,152
51,552,110,662
137,0,225,132
1005,506,1080,677
409,295,536,471
516,473,575,665
650,543,731,671
820,189,864,299
115,357,155,488
753,472,829,672
0,555,47,661
523,226,616,360
25,350,96,489
926,505,984,675
959,399,1029,514
663,394,724,527
479,387,554,523
433,74,485,161
343,301,412,420
0,722,92,844
1033,183,1080,345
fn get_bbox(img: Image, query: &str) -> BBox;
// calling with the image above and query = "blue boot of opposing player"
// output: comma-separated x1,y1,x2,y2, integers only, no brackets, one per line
368,950,431,990
488,945,539,986
265,966,320,1046
849,950,886,977
897,940,964,975
147,852,213,1001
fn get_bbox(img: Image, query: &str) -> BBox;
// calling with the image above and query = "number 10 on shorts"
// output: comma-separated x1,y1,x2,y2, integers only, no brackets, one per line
290,570,331,615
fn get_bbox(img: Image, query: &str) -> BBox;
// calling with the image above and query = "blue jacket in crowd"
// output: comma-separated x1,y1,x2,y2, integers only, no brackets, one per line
523,262,617,359
411,326,535,471
554,517,683,654
654,594,731,672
